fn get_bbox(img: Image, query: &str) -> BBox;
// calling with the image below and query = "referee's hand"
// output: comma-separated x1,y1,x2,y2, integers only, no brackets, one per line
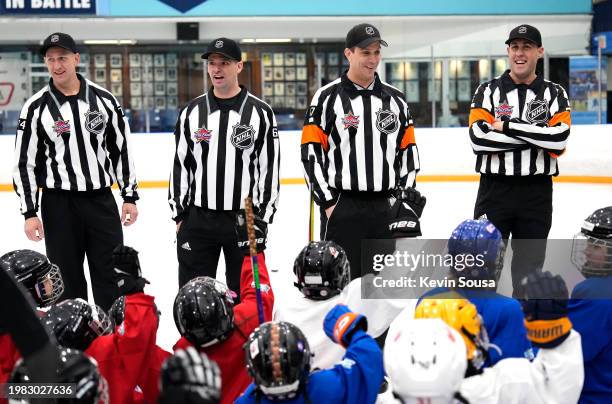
24,217,44,241
121,203,138,226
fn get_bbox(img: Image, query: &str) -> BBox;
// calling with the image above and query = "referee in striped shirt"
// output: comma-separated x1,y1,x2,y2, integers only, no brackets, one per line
301,24,423,279
169,38,280,298
469,25,571,296
13,32,139,311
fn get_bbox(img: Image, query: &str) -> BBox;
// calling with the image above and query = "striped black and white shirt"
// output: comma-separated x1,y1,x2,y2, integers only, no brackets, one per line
13,74,138,218
169,86,280,223
301,72,420,209
469,70,571,176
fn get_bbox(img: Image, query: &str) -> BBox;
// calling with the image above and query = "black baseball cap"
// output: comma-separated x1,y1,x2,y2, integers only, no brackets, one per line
201,37,242,61
40,32,78,56
505,24,542,47
345,23,388,49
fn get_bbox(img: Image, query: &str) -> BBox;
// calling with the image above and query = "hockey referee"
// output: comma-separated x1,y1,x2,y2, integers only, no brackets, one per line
13,32,139,311
301,23,424,280
469,24,571,296
169,37,280,299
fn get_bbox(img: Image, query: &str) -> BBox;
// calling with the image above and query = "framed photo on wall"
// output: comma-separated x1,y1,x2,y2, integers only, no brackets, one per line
154,67,165,81
166,53,178,67
153,54,165,67
167,82,178,96
284,52,295,66
285,67,296,81
296,82,307,95
142,54,153,67
111,83,122,96
130,82,142,96
296,53,306,66
263,67,273,81
143,96,154,109
262,53,272,67
110,69,122,83
154,82,166,95
155,97,166,109
286,96,296,109
143,82,154,96
167,97,178,109
286,82,296,96
296,67,307,81
142,66,153,82
166,67,177,81
263,82,273,96
130,67,141,81
129,53,141,67
130,97,142,110
327,52,339,66
297,96,308,109
274,82,284,95
273,53,284,66
95,68,106,82
94,54,106,68
273,67,284,80
110,54,122,68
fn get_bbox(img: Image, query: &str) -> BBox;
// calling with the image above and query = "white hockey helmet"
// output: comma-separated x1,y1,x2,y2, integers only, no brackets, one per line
385,318,467,404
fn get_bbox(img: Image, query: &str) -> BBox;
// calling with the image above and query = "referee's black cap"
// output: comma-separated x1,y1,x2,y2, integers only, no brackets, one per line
345,23,388,49
505,24,542,47
40,32,78,56
202,37,242,61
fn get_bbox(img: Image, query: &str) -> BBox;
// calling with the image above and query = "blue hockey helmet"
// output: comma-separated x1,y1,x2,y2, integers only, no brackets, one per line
447,219,505,283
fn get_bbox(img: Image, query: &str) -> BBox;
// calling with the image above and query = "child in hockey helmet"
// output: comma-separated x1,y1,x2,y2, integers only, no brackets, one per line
447,219,506,284
571,206,612,277
43,299,112,351
293,241,350,299
10,347,109,404
415,297,496,375
244,321,312,400
1,249,64,306
173,276,235,347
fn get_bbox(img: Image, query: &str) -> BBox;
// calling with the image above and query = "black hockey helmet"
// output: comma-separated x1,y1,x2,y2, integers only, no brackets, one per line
159,347,221,404
10,347,109,404
293,241,350,300
572,206,612,277
1,249,64,307
244,321,311,400
43,299,112,351
173,276,235,347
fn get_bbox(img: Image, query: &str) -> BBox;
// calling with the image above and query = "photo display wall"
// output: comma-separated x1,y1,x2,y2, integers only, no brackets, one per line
261,51,309,110
92,52,178,110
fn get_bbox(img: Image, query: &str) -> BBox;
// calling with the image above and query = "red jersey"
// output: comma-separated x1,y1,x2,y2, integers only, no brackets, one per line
87,293,170,404
174,253,274,404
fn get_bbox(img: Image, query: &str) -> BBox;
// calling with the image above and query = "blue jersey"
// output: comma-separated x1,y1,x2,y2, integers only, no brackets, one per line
236,329,383,404
569,276,612,404
421,288,532,366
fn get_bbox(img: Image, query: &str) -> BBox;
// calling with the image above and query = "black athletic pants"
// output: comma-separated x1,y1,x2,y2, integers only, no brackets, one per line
176,207,243,302
474,174,553,297
320,190,392,280
41,188,123,312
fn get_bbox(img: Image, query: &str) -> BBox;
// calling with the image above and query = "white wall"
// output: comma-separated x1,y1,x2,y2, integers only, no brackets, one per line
1,124,611,186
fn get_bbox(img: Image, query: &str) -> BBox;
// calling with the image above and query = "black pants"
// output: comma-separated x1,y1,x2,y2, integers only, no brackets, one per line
176,207,243,301
320,190,392,280
41,188,123,312
474,174,553,296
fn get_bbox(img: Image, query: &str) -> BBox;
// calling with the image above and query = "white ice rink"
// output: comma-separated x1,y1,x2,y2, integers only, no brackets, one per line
1,181,612,350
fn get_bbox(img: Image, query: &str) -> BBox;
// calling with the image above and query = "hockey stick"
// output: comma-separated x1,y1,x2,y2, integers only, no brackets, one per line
308,156,315,242
244,197,265,325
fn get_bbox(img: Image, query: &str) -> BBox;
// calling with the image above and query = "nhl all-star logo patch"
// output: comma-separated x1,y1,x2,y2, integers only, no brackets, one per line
52,119,70,136
84,110,106,135
495,103,514,119
231,123,255,150
375,108,398,134
525,99,550,124
342,111,360,129
193,126,212,143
